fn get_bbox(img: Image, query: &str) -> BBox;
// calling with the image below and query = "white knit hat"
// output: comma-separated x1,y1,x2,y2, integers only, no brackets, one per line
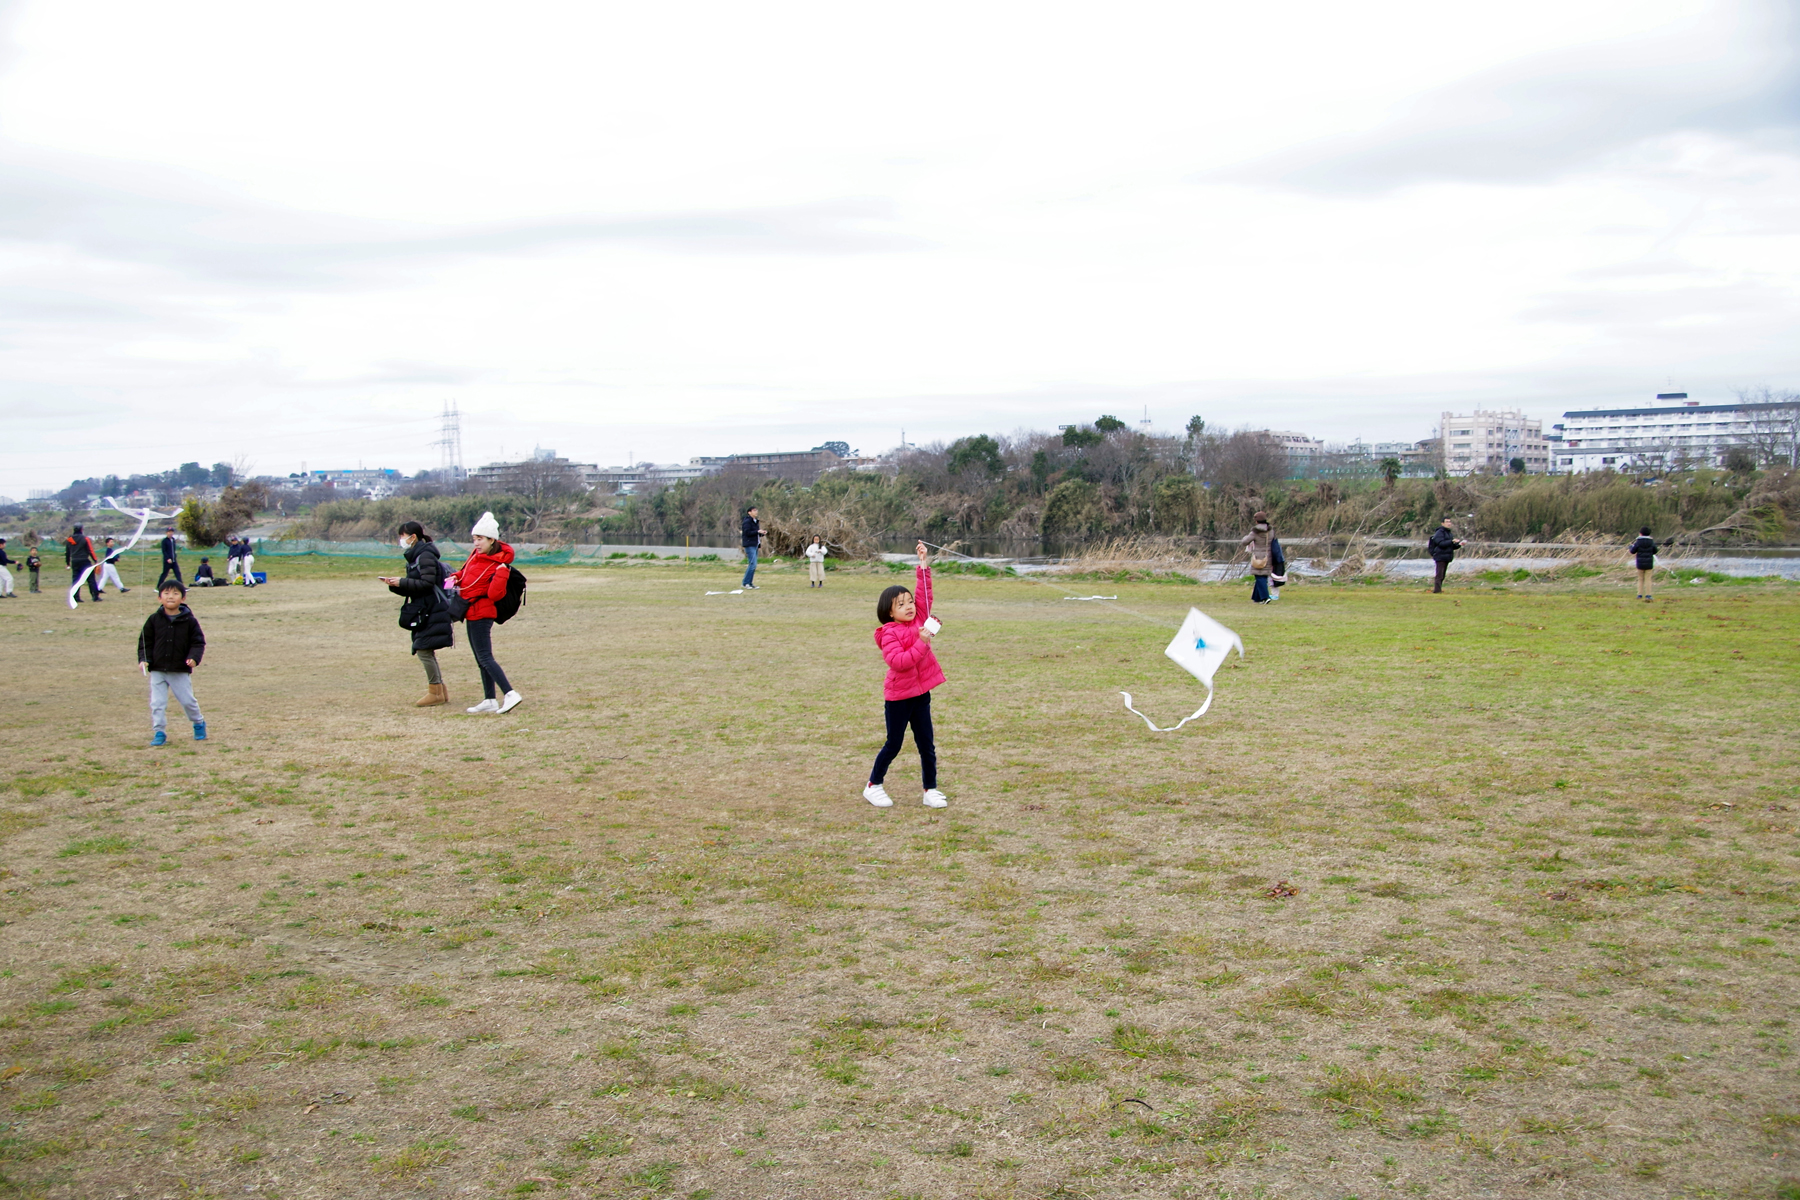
471,511,500,540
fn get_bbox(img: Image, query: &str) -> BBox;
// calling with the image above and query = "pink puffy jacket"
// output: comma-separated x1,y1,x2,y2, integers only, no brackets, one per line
874,565,946,701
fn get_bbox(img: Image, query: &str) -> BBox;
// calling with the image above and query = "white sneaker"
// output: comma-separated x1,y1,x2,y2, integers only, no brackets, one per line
465,698,500,714
922,789,949,808
497,690,524,714
862,784,893,808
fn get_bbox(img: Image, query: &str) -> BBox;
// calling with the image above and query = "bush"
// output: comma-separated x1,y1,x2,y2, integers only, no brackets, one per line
1043,480,1104,537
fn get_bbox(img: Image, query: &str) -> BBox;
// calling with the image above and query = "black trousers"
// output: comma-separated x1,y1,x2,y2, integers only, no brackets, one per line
158,558,183,589
871,691,936,789
466,618,513,699
71,565,99,600
1432,559,1449,591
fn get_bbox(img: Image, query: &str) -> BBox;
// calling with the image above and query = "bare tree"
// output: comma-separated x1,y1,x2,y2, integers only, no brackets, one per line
501,458,587,534
1738,385,1800,468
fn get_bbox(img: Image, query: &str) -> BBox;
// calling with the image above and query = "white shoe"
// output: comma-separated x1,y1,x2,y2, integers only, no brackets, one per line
465,698,500,714
862,784,893,808
497,690,524,714
922,789,949,808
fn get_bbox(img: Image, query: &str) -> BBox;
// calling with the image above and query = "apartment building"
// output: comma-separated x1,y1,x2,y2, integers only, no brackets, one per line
1439,410,1548,475
1255,431,1326,472
1555,393,1796,473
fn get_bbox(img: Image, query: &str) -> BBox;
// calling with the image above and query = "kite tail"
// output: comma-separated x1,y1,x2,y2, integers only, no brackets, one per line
66,564,98,609
1119,687,1214,733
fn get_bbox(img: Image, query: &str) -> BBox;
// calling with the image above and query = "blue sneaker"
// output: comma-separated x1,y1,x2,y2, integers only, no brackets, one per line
192,722,207,741
151,730,167,747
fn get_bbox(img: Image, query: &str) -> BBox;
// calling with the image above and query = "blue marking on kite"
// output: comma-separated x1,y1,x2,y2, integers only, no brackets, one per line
1195,637,1207,650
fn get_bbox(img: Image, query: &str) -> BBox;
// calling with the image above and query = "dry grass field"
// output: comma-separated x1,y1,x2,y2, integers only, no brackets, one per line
1,554,1796,1200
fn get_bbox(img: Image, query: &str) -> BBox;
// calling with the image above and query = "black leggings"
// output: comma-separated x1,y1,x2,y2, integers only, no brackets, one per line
870,691,936,790
466,618,512,699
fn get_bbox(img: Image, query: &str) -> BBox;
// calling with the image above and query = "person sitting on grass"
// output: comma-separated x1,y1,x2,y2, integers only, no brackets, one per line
137,580,206,746
192,558,215,586
863,541,948,810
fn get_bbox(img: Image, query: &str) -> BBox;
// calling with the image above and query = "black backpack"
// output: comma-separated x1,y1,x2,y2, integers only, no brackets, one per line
494,566,528,624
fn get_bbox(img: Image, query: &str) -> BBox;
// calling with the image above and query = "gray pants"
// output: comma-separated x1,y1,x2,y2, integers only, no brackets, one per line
149,671,204,733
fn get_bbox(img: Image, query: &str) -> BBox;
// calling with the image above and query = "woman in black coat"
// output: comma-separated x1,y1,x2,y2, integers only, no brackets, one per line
378,521,456,707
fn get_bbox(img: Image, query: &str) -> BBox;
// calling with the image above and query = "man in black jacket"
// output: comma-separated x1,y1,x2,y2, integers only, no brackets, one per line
740,506,762,589
1427,519,1464,594
138,581,207,745
157,527,183,589
65,524,101,602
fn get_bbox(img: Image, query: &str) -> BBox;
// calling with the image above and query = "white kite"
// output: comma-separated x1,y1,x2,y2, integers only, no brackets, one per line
1119,606,1244,732
68,498,181,609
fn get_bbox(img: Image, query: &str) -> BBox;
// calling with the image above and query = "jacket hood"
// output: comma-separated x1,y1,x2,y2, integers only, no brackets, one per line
161,603,195,621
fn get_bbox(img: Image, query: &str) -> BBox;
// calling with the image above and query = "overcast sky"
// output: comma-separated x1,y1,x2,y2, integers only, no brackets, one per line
1,0,1796,495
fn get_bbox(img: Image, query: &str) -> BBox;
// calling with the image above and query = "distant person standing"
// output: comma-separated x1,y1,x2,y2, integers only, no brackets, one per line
96,537,130,594
1628,526,1659,602
1241,511,1274,604
239,536,257,587
805,535,828,588
740,506,763,589
157,526,183,589
65,524,101,602
25,545,41,593
0,539,15,598
1427,519,1464,594
225,536,244,585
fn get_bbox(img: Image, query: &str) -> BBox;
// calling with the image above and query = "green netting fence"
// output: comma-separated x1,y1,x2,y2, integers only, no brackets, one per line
247,539,737,565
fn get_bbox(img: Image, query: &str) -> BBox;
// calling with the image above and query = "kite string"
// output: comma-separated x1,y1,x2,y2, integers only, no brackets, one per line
916,540,1177,628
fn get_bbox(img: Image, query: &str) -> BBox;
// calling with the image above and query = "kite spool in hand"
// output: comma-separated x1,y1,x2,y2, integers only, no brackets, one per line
1119,607,1243,732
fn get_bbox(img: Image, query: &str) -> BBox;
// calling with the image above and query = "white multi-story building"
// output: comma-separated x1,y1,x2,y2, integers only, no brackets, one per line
1554,393,1795,473
1254,431,1325,471
1440,410,1548,475
592,462,718,494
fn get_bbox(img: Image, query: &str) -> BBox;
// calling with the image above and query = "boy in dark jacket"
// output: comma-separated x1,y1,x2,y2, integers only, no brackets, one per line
25,546,41,593
137,581,207,746
192,558,215,586
1628,526,1659,602
1427,519,1464,594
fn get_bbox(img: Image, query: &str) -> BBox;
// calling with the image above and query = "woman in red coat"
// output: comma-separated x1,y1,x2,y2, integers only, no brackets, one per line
863,541,948,809
457,512,524,715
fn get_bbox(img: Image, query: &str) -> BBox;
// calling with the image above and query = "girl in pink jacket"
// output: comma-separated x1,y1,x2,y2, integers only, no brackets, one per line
863,541,949,809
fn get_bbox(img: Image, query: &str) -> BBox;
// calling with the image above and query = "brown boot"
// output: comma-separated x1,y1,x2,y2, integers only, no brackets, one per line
415,683,449,707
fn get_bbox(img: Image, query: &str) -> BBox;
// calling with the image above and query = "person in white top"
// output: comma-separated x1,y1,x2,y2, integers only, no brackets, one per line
804,536,828,588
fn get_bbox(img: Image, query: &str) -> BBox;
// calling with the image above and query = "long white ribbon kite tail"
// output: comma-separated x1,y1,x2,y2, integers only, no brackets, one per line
1119,606,1244,732
68,497,180,609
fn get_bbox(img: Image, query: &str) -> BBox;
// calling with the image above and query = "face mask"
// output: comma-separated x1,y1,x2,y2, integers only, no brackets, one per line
399,536,414,549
